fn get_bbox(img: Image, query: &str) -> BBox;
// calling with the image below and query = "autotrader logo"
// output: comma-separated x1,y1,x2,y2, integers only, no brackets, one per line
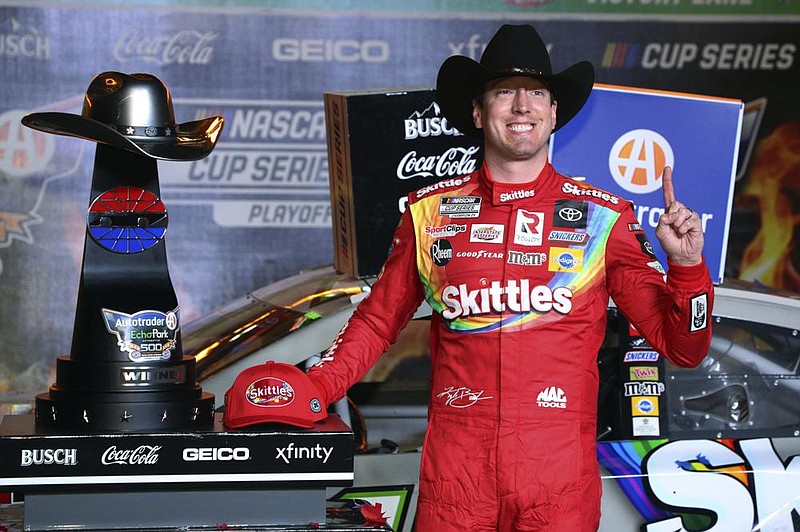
609,129,674,194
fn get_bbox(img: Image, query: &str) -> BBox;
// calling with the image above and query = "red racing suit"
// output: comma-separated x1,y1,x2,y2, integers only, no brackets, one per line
308,163,713,531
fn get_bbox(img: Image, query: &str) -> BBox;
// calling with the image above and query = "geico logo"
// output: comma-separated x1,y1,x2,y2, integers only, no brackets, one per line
561,182,619,204
441,281,572,319
21,448,77,466
404,117,461,139
182,447,251,461
272,38,389,63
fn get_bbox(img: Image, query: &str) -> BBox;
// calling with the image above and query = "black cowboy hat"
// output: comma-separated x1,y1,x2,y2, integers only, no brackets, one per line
436,24,595,137
22,71,224,161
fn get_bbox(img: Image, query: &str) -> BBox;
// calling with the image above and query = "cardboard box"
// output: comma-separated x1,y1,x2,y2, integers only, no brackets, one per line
324,87,481,277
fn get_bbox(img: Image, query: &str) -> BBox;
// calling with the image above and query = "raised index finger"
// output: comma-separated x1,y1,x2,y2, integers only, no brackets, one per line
661,166,675,208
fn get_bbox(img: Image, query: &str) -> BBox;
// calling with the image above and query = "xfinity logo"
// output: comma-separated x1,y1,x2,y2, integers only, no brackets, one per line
273,38,389,63
183,447,251,461
21,448,77,466
275,443,333,464
537,386,567,409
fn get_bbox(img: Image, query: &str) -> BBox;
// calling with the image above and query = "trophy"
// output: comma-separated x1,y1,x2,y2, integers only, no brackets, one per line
22,71,223,431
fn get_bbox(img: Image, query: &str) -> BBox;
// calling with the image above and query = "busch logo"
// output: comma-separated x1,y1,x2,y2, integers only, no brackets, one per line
101,445,161,465
441,280,572,320
537,386,567,408
21,448,77,466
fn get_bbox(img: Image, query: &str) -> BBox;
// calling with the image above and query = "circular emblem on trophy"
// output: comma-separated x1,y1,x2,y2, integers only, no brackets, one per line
87,186,168,253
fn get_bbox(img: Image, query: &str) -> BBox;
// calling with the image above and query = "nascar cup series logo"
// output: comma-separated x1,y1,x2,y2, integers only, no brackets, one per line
246,377,295,407
609,129,674,194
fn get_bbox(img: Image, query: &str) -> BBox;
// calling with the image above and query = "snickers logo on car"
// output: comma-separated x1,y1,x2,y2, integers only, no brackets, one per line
439,196,481,218
624,351,660,362
553,200,588,229
513,210,543,246
690,293,709,332
430,239,453,267
470,224,504,244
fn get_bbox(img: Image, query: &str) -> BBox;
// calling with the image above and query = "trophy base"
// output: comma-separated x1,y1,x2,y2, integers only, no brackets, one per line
34,390,215,432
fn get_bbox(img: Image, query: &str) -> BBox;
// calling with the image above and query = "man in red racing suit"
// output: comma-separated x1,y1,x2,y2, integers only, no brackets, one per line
307,24,713,531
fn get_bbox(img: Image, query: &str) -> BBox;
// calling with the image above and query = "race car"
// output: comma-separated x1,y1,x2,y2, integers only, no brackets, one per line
184,265,800,532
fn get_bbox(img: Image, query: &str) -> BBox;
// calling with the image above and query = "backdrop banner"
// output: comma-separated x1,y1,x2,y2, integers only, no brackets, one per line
0,5,798,403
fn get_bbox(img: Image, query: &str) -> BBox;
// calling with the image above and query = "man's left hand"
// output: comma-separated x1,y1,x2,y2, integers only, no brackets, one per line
655,166,704,266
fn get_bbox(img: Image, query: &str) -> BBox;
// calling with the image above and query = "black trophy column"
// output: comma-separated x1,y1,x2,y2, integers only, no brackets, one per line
35,145,214,431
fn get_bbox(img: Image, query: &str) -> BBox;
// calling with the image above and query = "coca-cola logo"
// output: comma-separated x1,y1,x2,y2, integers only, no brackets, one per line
101,445,161,465
113,30,216,65
397,146,479,180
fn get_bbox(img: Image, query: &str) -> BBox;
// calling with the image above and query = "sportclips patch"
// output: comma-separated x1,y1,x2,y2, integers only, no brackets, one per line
689,293,709,332
102,308,179,362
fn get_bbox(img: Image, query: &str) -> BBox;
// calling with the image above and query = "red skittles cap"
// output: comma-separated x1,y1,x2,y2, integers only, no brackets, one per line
223,361,326,429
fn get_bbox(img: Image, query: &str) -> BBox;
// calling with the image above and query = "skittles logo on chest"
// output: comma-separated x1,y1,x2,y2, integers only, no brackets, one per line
245,377,295,408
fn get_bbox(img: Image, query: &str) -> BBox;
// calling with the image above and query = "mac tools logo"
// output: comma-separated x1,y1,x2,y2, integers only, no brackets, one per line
397,102,479,180
537,386,567,409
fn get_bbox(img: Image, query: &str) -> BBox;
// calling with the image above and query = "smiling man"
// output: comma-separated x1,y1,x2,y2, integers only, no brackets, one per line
307,24,714,531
